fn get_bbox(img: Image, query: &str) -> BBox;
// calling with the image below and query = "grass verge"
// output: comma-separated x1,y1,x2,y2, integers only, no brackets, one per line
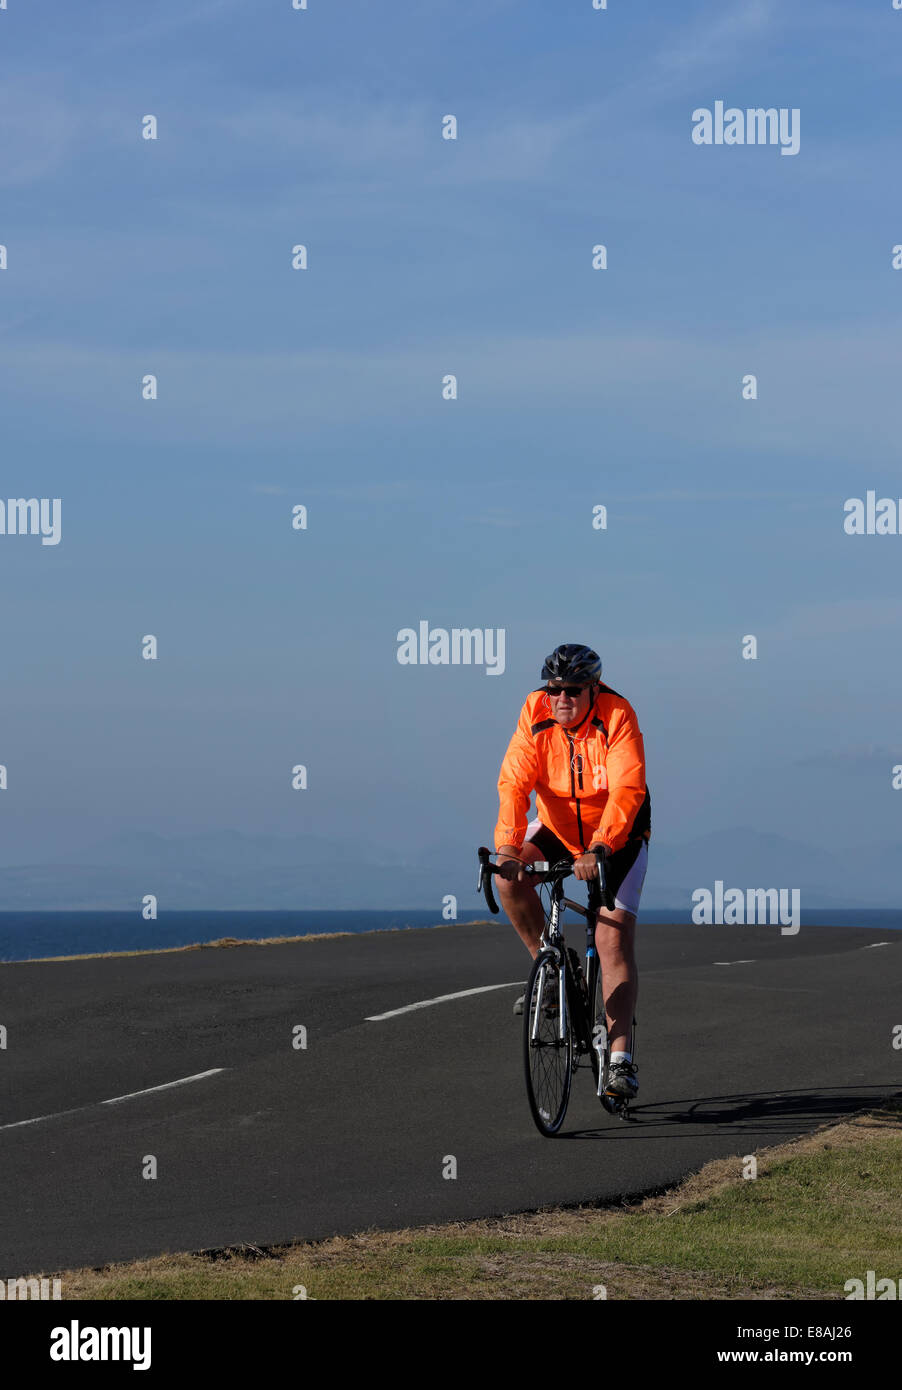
15,922,494,965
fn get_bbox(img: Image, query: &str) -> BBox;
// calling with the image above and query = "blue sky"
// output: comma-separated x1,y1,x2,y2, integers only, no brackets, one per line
1,0,901,875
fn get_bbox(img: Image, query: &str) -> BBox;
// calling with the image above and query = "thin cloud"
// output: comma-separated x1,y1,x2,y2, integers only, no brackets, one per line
92,0,246,55
575,0,780,137
794,745,902,768
653,0,777,82
0,77,76,187
771,598,902,641
609,489,807,504
4,324,902,457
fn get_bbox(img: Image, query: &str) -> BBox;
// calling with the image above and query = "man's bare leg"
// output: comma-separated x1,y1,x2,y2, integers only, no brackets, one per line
594,908,637,1055
495,842,550,959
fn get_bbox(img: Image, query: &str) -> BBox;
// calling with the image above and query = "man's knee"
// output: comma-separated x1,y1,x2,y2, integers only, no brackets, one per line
496,844,545,892
595,909,636,950
597,906,635,928
497,871,538,902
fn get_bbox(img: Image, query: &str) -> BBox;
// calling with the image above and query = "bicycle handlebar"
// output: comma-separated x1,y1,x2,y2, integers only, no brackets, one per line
476,847,500,913
476,846,613,914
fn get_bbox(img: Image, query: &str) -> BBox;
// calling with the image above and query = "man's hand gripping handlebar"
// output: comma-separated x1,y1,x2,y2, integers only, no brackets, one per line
476,845,613,915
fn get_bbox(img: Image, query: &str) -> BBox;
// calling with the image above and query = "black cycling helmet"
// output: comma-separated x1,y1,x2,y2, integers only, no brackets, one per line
540,643,601,686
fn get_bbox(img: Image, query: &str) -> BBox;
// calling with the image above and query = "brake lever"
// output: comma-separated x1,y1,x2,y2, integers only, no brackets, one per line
476,846,500,915
593,845,614,912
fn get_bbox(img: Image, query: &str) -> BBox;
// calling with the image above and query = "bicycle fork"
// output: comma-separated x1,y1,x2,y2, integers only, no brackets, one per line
529,954,564,1041
536,893,568,1045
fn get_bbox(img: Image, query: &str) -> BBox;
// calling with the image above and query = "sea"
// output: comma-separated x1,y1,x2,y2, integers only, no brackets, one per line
0,909,900,964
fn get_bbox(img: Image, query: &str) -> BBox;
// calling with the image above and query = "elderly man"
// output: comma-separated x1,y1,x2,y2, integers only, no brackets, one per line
494,644,651,1099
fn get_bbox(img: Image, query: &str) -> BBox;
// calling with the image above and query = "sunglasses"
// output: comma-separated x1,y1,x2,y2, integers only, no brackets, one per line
545,684,588,698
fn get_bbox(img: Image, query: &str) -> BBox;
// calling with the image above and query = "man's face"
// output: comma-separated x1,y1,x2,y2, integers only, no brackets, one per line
546,682,593,728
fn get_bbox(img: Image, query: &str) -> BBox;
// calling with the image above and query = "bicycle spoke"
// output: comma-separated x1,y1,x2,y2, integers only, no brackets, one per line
523,954,572,1134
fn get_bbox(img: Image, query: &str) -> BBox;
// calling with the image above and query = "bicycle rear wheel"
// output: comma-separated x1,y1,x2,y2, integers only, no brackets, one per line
523,950,572,1136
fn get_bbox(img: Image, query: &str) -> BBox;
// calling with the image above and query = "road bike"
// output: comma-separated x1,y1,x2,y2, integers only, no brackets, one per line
477,845,637,1137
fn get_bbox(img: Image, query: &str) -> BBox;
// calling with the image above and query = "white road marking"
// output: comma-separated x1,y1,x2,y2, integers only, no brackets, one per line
0,1068,226,1132
366,982,524,1021
100,1069,225,1105
861,942,891,949
713,960,756,966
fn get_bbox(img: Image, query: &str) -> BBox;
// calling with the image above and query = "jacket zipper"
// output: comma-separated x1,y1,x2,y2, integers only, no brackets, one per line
566,732,586,851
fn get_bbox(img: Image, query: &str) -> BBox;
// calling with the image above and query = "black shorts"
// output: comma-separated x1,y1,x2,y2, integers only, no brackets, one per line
523,819,648,916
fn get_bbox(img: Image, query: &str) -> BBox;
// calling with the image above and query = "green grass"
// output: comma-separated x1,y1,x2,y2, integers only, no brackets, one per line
42,1101,902,1300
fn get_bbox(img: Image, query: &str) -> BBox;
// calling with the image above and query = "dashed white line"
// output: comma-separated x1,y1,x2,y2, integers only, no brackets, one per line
0,1068,226,1132
366,982,523,1021
713,960,756,966
861,942,891,949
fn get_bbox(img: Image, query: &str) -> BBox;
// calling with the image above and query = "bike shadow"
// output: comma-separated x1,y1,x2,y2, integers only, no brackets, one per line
558,1084,901,1141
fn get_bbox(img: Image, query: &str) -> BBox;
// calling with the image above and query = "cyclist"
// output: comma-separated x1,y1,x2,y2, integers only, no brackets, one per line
494,644,650,1100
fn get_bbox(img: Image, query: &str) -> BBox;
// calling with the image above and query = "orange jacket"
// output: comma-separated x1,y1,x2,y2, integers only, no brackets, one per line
495,684,651,857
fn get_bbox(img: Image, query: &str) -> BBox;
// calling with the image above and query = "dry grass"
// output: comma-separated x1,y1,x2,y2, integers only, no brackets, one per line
15,921,495,965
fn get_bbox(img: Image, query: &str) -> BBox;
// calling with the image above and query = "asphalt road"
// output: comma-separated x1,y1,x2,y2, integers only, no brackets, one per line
1,920,899,1275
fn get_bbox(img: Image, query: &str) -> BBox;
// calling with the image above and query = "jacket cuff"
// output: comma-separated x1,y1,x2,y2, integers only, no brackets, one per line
495,835,525,851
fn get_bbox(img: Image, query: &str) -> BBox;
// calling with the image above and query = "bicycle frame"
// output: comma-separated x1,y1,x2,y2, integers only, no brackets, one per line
534,865,609,1082
477,846,636,1117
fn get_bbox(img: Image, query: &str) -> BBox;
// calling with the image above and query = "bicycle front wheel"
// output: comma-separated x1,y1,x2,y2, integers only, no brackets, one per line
523,949,572,1136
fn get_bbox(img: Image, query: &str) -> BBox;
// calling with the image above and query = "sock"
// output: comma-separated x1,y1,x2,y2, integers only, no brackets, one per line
610,1051,631,1065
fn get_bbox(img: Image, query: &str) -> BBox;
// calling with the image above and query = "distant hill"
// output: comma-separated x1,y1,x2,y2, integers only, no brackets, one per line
0,827,897,910
641,827,899,909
